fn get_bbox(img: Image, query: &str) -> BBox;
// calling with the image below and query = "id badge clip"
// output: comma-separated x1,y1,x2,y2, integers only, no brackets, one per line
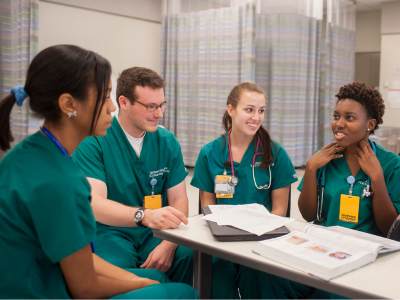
145,177,162,209
215,175,234,198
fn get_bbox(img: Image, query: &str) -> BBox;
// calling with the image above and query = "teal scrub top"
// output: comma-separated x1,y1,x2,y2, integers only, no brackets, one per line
191,135,297,210
298,142,400,235
0,132,96,298
73,117,188,238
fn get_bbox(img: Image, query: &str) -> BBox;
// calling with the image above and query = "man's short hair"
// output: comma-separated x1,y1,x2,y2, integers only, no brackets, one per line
116,67,164,107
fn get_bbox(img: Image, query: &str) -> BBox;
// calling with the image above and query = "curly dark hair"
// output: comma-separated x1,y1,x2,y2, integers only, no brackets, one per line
335,81,385,134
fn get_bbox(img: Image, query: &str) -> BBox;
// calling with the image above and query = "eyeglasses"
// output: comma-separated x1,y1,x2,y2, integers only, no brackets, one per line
135,99,167,112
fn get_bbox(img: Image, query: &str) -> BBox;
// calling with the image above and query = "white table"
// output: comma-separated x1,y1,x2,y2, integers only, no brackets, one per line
153,215,400,299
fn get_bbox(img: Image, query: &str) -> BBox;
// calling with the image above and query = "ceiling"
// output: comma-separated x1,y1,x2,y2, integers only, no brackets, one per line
355,0,400,12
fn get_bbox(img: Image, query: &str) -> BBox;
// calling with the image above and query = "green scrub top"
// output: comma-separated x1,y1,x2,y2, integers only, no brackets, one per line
0,132,96,298
73,117,188,238
298,142,400,235
191,134,297,210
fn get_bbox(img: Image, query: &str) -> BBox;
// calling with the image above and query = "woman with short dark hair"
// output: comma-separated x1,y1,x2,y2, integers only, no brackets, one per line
299,81,400,236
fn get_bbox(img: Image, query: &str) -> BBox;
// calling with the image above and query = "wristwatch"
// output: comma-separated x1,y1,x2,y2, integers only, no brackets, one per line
134,207,145,226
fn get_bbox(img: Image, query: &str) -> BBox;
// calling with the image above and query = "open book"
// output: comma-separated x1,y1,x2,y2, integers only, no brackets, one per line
252,224,400,281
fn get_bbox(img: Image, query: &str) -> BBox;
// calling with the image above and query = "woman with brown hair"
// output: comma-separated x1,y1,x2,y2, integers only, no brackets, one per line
191,82,299,298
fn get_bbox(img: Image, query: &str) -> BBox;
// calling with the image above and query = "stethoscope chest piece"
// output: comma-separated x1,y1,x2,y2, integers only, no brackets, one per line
230,176,239,186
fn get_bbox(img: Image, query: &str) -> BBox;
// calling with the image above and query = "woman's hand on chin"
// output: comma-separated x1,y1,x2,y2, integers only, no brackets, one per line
306,142,344,171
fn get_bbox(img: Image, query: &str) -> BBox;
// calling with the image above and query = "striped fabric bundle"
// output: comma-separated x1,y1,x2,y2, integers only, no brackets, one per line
0,0,38,151
161,1,355,167
161,3,255,166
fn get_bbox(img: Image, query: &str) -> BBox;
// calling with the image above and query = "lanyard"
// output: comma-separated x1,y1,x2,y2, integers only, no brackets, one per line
227,130,236,179
252,138,263,166
40,127,69,157
40,127,95,253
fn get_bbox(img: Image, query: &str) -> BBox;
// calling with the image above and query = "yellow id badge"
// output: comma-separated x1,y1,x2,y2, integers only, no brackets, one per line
144,194,162,209
339,194,360,224
215,175,234,199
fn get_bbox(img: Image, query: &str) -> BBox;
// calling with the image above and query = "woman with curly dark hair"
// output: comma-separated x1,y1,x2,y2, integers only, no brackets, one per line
298,81,400,237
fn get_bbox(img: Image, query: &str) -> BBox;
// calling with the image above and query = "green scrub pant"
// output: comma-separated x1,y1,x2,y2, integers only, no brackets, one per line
111,269,198,299
95,228,193,285
212,258,345,299
111,283,198,299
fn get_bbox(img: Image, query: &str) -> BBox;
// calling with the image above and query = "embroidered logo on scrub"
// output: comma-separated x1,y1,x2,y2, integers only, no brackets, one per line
149,167,170,178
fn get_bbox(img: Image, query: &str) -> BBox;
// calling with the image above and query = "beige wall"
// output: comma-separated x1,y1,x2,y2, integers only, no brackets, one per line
381,0,400,34
38,0,162,76
356,11,381,53
380,1,400,127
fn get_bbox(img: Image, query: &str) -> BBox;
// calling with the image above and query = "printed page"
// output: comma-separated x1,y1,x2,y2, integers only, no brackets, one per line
326,226,400,253
255,230,377,279
305,226,381,254
263,231,371,267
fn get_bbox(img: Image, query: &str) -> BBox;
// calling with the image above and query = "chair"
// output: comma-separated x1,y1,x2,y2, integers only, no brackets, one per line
387,215,400,241
286,187,291,217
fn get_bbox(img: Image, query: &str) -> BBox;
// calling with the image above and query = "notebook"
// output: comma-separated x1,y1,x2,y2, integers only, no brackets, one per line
203,206,289,242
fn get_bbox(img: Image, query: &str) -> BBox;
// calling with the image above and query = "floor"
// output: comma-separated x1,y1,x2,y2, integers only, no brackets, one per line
185,168,305,221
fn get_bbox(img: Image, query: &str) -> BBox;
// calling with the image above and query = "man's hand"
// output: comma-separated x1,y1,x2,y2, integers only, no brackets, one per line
141,206,188,229
140,241,177,272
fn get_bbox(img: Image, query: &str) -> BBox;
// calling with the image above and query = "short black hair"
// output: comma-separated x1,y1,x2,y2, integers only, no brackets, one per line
335,81,384,134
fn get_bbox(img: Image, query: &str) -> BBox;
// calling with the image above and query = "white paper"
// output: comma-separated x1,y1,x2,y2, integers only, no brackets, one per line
203,204,292,236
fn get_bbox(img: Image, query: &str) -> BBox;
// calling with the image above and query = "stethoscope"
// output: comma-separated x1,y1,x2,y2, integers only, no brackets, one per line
316,139,376,223
40,127,96,253
226,131,272,190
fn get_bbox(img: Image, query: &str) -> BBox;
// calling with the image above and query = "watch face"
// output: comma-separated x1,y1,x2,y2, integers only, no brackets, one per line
135,209,144,223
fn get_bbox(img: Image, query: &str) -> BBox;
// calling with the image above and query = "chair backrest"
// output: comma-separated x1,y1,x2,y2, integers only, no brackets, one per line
286,186,291,217
387,215,400,241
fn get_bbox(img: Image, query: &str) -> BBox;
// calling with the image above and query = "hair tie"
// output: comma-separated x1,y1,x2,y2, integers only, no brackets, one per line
10,85,28,107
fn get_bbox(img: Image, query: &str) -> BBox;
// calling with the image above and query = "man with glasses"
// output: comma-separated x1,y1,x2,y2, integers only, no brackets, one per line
73,67,192,285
